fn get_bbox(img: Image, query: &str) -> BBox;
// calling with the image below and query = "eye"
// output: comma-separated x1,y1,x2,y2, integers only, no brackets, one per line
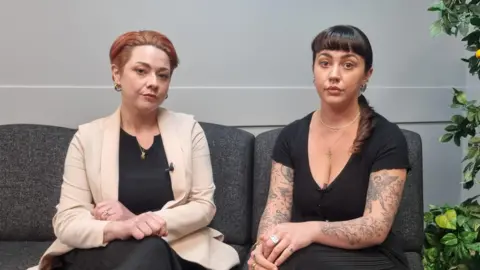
319,60,329,68
344,62,355,69
157,74,170,79
135,68,146,75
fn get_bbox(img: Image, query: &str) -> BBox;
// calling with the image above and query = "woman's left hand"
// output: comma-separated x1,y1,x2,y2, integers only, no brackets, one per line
92,200,136,221
261,222,316,266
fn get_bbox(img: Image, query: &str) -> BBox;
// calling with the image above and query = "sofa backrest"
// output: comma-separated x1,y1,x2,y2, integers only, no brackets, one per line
197,122,255,246
250,127,424,254
0,124,76,241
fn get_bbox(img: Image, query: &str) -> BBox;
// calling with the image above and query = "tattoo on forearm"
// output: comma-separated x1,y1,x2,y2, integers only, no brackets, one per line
320,170,404,246
257,161,294,238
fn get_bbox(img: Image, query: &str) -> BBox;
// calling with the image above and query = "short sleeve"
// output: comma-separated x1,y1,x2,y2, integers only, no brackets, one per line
371,127,411,173
271,123,296,169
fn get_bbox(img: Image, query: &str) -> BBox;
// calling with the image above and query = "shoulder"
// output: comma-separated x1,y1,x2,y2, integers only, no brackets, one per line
368,112,410,171
276,112,313,142
160,107,196,122
370,112,407,148
271,112,312,168
74,115,110,142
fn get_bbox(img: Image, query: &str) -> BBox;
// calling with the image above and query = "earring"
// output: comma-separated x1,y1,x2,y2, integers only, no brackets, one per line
360,83,367,93
165,94,169,99
114,83,121,92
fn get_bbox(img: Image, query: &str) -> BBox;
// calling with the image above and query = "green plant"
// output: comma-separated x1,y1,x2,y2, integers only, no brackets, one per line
429,0,480,190
424,1,480,269
423,196,480,269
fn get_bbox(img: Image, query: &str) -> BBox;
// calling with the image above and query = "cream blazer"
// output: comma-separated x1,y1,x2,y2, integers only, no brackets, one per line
28,107,240,270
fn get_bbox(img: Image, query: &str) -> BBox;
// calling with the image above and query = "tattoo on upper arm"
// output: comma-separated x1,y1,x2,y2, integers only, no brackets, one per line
257,161,294,237
320,170,405,246
364,171,402,216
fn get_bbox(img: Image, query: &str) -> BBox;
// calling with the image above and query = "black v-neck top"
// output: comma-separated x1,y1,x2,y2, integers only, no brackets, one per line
118,129,175,215
271,111,411,268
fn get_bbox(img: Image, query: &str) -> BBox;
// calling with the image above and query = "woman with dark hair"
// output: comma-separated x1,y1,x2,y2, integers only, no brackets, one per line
248,25,410,270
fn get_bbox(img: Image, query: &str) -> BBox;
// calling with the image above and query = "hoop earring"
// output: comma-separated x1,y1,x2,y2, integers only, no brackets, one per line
165,94,169,99
360,84,367,93
114,83,121,92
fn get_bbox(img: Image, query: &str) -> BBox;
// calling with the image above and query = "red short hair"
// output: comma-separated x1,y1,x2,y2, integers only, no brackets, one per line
109,30,179,74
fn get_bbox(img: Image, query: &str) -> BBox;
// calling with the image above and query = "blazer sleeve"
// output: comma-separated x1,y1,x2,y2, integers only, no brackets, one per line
155,121,216,242
52,129,110,248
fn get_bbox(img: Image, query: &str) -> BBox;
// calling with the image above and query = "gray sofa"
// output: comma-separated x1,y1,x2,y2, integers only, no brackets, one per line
0,123,424,270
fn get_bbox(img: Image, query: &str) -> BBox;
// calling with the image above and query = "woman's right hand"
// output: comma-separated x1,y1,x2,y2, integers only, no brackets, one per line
111,212,168,240
247,242,278,270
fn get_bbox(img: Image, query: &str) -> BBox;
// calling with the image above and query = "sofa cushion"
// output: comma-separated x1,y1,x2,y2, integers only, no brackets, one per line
0,241,52,270
390,130,424,253
250,127,424,255
0,124,76,241
200,122,254,246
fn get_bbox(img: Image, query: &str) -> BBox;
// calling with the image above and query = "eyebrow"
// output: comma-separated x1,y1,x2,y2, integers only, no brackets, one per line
135,62,170,72
318,52,358,59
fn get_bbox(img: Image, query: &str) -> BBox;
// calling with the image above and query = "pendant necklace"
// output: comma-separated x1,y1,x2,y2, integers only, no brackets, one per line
319,111,361,161
138,143,146,160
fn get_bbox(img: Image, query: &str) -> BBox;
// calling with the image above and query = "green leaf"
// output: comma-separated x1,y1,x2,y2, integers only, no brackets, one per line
436,210,457,230
467,218,480,231
466,204,480,213
440,133,454,143
424,247,439,262
431,19,444,36
458,214,469,226
460,22,469,36
428,1,445,11
466,242,480,251
470,137,480,144
460,231,478,244
456,91,468,104
425,211,435,223
462,195,480,205
440,233,458,245
468,111,477,121
447,209,457,222
426,232,440,246
471,17,480,26
446,124,458,132
454,133,462,147
465,148,478,161
471,5,480,15
452,114,465,124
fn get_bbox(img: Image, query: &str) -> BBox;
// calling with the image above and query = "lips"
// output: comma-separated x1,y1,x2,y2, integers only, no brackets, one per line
142,94,157,98
325,86,341,91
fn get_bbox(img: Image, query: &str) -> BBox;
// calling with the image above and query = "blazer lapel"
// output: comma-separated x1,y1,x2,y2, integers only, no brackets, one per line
157,108,187,206
100,108,121,201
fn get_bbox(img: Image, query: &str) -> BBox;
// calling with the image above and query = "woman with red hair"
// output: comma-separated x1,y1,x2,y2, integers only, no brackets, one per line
29,30,239,270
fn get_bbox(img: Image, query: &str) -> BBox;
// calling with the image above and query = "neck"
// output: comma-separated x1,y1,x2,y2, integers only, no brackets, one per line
319,99,361,129
120,104,158,134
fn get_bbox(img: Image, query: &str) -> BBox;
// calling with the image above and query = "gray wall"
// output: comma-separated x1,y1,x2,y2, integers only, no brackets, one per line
0,0,465,209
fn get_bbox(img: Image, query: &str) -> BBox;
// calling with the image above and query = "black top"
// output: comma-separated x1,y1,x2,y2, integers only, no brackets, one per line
118,129,175,215
272,111,410,267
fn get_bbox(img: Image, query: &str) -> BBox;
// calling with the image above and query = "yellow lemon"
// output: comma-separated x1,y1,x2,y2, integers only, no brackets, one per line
476,49,480,59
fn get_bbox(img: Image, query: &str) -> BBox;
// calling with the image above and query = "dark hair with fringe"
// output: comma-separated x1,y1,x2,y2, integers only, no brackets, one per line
311,25,375,153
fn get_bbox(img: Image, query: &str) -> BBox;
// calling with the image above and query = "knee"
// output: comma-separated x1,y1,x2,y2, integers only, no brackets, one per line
138,236,169,252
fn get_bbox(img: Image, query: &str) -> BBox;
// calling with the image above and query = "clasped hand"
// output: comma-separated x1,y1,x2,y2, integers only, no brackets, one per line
92,200,167,240
248,222,316,270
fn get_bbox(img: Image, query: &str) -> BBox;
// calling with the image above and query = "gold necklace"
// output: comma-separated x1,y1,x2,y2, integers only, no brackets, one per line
138,143,146,160
319,110,360,161
319,111,361,131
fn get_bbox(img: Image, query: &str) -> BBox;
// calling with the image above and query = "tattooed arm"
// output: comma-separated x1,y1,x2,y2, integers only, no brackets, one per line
310,169,407,249
256,161,294,240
